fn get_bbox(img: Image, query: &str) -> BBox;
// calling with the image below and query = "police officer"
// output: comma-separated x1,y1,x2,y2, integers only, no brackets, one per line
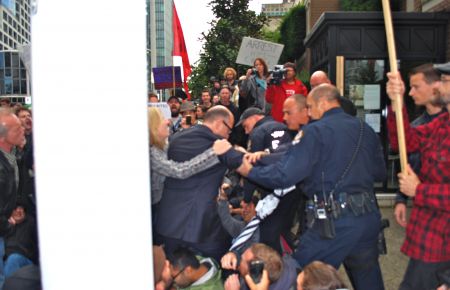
238,84,386,290
236,107,294,253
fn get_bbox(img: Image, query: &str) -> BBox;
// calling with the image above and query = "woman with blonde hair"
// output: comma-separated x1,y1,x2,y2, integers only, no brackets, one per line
223,67,240,107
148,107,231,219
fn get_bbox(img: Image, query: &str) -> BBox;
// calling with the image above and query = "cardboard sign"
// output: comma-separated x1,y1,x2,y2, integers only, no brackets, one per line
152,66,182,90
148,102,171,120
236,37,284,69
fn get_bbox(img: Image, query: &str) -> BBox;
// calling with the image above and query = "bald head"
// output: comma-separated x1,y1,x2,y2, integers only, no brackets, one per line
307,84,340,120
203,105,234,138
310,71,331,89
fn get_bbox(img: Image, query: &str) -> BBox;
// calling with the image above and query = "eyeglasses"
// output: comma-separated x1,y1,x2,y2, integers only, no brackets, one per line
222,120,233,133
167,266,186,289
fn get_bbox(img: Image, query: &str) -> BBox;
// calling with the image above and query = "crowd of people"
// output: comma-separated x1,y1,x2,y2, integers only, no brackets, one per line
147,59,449,290
0,59,449,290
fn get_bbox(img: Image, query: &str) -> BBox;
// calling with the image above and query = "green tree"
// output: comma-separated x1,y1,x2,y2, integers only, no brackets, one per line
278,4,306,64
340,0,401,11
189,0,266,98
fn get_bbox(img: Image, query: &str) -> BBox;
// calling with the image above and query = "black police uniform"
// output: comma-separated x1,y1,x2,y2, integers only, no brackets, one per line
243,116,297,254
248,107,386,290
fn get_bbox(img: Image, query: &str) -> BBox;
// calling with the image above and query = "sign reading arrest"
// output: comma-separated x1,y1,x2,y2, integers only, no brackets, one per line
236,37,284,69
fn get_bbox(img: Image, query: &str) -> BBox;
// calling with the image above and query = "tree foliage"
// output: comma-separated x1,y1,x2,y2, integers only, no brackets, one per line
188,0,266,98
340,0,401,11
278,4,306,64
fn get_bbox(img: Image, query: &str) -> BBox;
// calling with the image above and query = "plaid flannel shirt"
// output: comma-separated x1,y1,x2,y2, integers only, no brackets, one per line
388,107,450,262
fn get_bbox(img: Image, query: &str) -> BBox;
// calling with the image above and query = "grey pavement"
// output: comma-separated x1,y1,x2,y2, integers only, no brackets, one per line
338,201,410,290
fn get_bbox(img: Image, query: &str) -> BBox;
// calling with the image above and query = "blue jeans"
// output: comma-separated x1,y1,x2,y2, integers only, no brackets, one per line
0,237,4,290
4,253,33,278
294,211,384,290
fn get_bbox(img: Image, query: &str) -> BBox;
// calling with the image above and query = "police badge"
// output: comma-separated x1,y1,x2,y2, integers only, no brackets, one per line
292,130,304,145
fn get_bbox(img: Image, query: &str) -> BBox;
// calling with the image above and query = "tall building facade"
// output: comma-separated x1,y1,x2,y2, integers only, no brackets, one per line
261,0,301,31
147,0,173,94
0,0,31,102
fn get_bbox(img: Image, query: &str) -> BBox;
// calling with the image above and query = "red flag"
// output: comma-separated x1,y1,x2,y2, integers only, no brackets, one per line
172,2,191,99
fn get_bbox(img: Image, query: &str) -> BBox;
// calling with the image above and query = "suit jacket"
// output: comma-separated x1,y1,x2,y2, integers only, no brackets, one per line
156,125,243,244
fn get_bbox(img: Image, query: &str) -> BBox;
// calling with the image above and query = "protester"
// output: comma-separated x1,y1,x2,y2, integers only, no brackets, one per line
266,62,308,122
386,62,450,290
219,86,241,145
200,89,213,110
239,58,270,113
0,108,27,288
296,261,347,290
166,246,224,290
217,183,259,252
179,101,198,130
224,67,239,95
0,98,10,108
238,84,386,290
195,105,207,124
391,64,445,228
148,91,159,103
167,95,182,134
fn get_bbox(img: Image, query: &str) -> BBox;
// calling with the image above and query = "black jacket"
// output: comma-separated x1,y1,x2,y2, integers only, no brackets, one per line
0,151,18,237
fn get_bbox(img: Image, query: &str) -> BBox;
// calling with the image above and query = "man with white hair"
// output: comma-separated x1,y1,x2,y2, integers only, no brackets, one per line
0,109,26,288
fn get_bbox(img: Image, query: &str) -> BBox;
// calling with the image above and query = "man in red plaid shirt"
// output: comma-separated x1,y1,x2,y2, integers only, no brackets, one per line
386,63,450,290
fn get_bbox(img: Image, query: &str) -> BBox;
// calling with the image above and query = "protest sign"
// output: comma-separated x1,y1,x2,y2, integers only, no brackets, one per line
236,37,284,69
148,102,171,120
152,66,182,90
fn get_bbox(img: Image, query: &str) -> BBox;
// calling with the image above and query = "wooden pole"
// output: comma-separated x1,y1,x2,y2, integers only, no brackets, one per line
336,56,344,96
381,0,408,174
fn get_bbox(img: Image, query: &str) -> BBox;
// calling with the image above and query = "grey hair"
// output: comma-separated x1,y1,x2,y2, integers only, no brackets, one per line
204,105,232,123
0,108,14,137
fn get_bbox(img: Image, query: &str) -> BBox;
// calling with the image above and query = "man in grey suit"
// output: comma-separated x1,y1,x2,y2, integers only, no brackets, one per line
155,106,243,262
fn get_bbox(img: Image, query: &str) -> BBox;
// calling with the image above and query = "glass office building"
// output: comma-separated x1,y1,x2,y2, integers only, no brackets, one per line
0,0,30,102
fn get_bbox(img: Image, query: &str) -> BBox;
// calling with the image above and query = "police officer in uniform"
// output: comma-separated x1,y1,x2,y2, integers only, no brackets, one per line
236,107,295,253
238,84,386,290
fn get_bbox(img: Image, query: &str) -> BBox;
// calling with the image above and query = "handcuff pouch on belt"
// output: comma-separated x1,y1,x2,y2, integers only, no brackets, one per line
309,119,364,240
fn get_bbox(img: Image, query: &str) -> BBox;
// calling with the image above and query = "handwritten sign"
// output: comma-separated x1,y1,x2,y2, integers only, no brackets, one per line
148,102,171,120
236,37,284,69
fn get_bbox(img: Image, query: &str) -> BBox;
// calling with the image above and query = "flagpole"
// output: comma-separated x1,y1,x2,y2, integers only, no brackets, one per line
382,0,407,174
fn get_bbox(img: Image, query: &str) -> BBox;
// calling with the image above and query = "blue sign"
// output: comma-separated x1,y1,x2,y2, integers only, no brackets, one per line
152,66,182,90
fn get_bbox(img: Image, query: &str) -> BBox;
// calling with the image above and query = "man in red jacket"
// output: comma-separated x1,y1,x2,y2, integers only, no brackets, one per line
265,62,308,122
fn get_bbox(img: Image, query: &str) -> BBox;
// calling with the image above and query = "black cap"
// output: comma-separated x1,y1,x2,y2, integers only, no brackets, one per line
434,62,450,75
167,95,181,103
236,107,264,127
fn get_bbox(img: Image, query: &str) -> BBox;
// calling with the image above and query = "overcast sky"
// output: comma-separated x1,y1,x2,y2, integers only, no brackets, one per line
174,0,281,64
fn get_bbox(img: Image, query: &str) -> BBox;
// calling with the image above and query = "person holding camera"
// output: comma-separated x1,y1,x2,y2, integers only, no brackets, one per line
239,58,270,113
221,243,298,290
265,62,308,123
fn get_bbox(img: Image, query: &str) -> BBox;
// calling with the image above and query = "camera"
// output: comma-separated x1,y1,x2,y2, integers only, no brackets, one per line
268,67,287,85
249,260,264,284
378,218,390,255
